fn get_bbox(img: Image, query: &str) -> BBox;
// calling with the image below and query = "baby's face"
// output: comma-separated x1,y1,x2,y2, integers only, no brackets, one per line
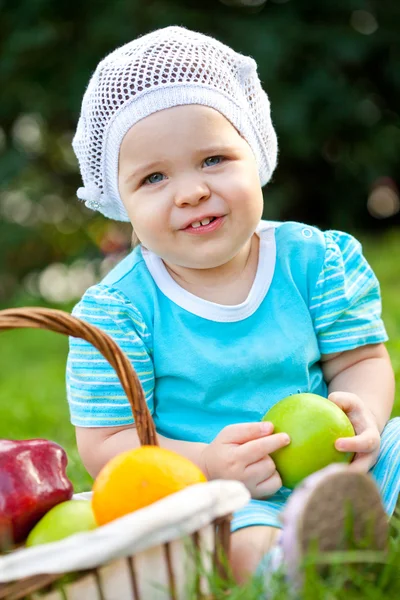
118,105,263,270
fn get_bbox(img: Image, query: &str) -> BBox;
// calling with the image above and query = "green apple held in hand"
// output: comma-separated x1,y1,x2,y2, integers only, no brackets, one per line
26,500,97,546
262,393,355,489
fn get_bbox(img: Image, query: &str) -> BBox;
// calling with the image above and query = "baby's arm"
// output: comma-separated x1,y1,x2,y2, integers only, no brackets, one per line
321,342,395,471
322,342,395,432
76,424,207,478
76,421,290,499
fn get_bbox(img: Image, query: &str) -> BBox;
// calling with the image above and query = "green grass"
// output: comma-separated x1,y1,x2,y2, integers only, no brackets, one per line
0,229,399,597
362,230,400,410
184,526,400,600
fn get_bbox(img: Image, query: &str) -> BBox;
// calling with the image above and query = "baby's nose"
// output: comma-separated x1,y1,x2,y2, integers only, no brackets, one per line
174,181,211,207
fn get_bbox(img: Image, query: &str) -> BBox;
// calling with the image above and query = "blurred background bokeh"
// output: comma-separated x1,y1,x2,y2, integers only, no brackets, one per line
0,0,399,309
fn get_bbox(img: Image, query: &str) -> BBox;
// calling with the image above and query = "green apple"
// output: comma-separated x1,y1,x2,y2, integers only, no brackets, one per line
262,393,355,489
26,500,97,546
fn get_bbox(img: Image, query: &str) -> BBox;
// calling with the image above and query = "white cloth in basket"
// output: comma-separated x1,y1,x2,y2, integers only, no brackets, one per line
0,480,249,582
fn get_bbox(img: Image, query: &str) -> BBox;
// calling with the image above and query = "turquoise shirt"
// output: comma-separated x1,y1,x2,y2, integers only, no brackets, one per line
66,221,388,441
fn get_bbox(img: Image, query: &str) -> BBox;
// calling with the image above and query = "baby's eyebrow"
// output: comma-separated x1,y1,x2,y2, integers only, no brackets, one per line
197,145,237,156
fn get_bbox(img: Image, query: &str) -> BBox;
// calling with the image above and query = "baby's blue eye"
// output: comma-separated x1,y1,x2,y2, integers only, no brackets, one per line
144,173,164,185
204,156,223,167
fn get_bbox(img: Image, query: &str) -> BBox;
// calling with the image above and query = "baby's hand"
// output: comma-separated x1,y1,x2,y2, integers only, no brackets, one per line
329,391,381,473
200,422,290,499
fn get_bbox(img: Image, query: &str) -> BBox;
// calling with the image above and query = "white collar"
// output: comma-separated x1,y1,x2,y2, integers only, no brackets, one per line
141,221,277,322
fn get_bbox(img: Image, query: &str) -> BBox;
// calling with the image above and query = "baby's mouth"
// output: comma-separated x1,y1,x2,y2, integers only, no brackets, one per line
182,215,225,234
189,217,217,229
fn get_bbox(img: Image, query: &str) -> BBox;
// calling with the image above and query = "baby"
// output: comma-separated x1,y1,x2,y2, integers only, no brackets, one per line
67,26,400,584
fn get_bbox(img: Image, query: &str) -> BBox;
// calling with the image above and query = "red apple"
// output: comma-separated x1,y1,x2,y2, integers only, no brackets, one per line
0,439,73,549
262,393,355,489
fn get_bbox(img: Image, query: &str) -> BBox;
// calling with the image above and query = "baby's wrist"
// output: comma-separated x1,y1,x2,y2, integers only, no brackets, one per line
199,445,211,480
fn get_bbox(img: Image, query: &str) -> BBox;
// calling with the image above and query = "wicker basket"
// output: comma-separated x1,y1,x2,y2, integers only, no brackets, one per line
0,307,240,600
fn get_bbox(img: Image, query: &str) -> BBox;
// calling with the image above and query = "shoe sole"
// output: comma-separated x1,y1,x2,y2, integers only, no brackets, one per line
297,470,389,555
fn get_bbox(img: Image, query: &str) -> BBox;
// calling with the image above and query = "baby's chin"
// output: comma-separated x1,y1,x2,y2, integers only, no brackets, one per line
170,245,239,268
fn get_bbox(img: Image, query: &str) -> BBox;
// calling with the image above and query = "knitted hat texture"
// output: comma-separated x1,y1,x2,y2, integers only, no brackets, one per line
72,26,278,221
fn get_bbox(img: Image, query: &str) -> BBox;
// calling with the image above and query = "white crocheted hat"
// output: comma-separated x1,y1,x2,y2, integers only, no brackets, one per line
72,26,278,221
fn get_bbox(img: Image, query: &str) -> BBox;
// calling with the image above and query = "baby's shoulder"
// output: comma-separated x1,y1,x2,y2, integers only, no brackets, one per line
261,220,326,263
264,222,367,301
264,220,359,263
269,220,359,250
260,221,363,299
73,246,156,326
268,219,323,243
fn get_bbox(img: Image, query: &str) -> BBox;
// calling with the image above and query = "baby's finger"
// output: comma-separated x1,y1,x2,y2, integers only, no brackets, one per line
335,429,380,454
253,471,283,499
220,421,274,445
237,432,290,464
244,455,276,484
347,454,376,474
328,392,362,414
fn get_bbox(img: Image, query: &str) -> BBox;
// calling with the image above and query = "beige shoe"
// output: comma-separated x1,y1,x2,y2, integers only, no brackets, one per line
279,464,389,583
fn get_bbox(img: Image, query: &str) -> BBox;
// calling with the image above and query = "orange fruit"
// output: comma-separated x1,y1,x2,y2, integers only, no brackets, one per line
92,445,207,525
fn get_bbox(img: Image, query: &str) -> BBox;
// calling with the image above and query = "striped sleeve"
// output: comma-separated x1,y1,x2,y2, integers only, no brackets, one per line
66,285,154,427
309,230,388,355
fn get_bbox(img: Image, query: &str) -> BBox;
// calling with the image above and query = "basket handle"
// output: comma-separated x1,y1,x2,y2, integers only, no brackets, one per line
0,307,158,446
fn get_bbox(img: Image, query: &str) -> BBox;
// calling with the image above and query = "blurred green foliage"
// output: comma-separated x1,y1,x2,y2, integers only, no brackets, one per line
0,0,399,303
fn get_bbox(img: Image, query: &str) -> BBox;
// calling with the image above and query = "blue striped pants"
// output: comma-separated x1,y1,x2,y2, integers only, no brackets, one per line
231,417,400,532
